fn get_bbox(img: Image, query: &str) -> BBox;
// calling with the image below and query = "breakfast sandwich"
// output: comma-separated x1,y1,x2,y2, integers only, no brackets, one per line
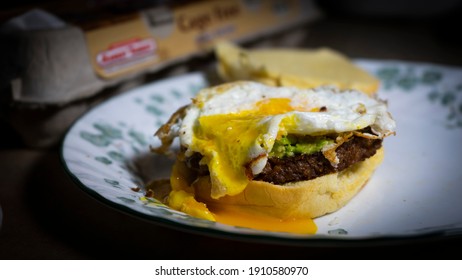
151,81,396,233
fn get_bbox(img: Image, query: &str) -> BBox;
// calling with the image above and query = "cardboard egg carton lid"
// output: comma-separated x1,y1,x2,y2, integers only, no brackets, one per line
0,0,322,105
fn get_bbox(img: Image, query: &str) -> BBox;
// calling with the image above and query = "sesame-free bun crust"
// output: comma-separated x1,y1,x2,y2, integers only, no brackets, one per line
194,147,384,219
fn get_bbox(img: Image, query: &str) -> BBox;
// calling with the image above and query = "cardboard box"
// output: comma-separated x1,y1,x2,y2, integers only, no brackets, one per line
0,0,321,147
85,0,322,79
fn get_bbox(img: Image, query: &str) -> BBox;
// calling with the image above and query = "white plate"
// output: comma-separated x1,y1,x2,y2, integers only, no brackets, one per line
61,59,462,244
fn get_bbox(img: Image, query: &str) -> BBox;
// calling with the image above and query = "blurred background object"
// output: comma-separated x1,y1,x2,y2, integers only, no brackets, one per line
1,0,462,149
317,0,462,46
318,0,462,18
0,0,321,148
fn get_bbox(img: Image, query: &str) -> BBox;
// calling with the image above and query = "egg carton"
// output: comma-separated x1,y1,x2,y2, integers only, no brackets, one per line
0,0,321,148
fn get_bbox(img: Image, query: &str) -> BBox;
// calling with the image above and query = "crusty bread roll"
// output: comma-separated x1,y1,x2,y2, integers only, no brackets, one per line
193,147,384,219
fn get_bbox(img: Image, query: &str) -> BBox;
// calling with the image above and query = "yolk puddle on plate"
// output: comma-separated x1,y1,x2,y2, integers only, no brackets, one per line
149,161,317,235
208,204,317,234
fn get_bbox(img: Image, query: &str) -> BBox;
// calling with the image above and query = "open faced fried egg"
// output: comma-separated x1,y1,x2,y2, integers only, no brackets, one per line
173,82,396,199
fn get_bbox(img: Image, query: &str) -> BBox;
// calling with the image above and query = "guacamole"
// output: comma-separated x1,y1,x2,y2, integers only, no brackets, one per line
269,135,334,158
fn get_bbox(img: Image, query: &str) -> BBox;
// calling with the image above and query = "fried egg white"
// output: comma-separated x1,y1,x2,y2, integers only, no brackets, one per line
178,82,395,199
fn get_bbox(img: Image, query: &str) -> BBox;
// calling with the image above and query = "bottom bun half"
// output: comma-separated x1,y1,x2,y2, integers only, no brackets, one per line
194,147,384,219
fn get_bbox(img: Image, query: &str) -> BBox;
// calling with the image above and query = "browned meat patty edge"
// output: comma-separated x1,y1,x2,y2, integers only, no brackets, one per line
184,130,383,185
253,136,382,185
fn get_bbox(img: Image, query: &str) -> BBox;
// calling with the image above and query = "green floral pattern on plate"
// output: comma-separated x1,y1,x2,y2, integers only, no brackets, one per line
375,63,462,128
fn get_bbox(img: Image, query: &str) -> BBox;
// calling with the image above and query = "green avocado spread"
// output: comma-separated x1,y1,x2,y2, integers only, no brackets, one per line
269,135,334,158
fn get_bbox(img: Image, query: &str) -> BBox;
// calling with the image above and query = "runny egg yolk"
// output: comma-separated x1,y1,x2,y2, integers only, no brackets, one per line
210,205,317,234
168,159,317,234
167,97,318,234
252,98,295,116
192,98,305,199
194,115,262,197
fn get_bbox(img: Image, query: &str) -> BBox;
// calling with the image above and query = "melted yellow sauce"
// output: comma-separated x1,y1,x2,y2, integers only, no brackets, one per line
154,160,317,235
209,204,317,234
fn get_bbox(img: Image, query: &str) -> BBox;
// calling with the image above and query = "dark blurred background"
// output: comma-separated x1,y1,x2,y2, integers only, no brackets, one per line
1,0,462,149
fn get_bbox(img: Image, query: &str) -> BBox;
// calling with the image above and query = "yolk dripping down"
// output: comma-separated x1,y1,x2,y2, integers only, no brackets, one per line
210,204,317,234
194,114,262,198
191,98,309,199
167,98,320,234
168,160,317,234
